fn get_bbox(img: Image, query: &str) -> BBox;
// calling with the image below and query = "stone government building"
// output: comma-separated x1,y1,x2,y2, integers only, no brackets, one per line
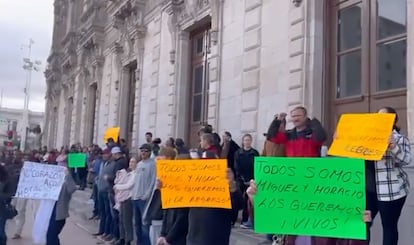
43,0,413,150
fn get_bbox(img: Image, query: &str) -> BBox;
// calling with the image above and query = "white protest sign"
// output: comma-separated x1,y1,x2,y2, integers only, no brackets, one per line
15,162,66,201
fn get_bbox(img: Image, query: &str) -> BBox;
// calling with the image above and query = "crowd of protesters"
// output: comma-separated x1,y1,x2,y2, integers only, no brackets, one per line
0,105,411,245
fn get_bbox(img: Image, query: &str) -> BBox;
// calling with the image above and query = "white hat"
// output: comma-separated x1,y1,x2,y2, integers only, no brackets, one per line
111,147,122,154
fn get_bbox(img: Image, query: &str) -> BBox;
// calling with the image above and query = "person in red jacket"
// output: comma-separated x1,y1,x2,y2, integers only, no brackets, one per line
271,106,364,245
284,106,326,158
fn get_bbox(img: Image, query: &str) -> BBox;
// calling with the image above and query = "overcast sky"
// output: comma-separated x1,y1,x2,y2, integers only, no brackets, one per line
0,0,53,112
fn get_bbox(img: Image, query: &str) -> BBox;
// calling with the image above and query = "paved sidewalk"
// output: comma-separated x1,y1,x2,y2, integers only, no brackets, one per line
6,200,97,245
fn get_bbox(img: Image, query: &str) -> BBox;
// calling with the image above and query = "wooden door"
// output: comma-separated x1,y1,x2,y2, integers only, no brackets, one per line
188,26,211,148
327,0,407,135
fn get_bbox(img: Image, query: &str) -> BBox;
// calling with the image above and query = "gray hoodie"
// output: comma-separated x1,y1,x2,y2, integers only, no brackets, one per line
131,158,156,201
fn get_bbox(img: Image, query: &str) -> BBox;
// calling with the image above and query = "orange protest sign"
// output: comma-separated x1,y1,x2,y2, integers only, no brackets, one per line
157,159,231,209
103,127,120,143
328,113,396,160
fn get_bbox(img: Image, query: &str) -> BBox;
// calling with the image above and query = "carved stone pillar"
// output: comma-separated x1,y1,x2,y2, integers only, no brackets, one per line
174,31,191,139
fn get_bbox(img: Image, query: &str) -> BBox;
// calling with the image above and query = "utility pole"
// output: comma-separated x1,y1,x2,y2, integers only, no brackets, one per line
20,39,41,151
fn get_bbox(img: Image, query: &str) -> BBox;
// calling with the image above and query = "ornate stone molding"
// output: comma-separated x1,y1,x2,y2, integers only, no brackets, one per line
80,0,106,23
292,0,303,7
111,1,147,62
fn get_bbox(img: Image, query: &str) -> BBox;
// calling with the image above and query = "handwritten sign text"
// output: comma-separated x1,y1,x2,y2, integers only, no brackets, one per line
157,159,231,209
15,162,66,201
254,157,366,240
328,113,395,160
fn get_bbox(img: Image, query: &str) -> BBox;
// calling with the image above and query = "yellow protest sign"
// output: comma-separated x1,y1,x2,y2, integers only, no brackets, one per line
328,113,395,160
157,159,231,209
103,127,120,143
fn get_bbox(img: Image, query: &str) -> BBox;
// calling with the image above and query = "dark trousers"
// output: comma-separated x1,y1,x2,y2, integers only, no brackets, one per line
120,199,134,243
241,184,250,223
98,191,112,235
367,191,406,245
70,168,79,185
0,216,6,245
78,167,87,189
133,200,151,245
92,183,99,216
46,206,66,245
109,192,120,239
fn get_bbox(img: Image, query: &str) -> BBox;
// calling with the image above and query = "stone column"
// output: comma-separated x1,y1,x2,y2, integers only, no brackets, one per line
117,67,129,140
173,31,191,140
206,0,223,130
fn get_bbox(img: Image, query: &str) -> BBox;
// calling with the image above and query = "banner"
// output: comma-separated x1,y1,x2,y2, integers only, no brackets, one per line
157,159,231,209
68,153,87,168
15,162,66,201
254,157,366,240
328,113,395,160
104,127,120,143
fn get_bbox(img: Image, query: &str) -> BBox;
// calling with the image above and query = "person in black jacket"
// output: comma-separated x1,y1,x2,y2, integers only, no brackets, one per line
221,132,240,172
107,147,128,244
186,167,244,245
234,134,259,228
157,152,190,245
0,164,15,245
145,147,177,245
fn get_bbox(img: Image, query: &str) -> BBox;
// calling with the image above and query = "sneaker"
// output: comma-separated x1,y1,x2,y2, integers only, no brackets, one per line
11,234,21,240
104,236,113,242
240,222,253,229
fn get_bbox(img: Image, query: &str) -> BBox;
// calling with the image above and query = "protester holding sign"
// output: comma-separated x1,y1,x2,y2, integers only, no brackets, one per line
365,107,411,245
46,167,77,245
186,150,243,245
284,107,327,245
145,147,176,245
157,154,190,245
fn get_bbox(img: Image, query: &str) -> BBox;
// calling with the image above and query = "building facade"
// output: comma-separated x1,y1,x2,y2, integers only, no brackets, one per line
43,0,413,150
0,107,44,150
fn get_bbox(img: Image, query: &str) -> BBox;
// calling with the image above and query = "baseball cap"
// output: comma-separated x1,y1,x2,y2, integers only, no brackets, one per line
111,147,122,154
139,144,152,151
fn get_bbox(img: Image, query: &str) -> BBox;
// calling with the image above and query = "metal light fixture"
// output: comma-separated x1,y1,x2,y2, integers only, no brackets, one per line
292,0,303,7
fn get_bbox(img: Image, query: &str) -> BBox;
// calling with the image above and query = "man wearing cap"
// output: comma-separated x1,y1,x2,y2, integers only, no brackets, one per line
96,147,127,243
108,147,128,244
131,144,156,245
96,148,114,242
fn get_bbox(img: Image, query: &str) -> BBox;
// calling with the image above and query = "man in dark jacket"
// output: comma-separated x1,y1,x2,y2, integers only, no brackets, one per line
186,158,244,245
107,147,128,244
234,134,259,227
96,149,114,241
221,132,240,172
158,208,189,245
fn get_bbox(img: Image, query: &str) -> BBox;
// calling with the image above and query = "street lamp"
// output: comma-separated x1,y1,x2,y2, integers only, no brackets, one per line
20,39,41,151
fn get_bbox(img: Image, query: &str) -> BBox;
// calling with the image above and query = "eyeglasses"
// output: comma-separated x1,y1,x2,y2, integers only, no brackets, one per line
141,150,150,153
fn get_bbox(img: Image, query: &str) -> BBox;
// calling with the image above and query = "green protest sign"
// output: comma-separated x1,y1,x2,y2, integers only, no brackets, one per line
254,157,366,240
68,153,87,168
